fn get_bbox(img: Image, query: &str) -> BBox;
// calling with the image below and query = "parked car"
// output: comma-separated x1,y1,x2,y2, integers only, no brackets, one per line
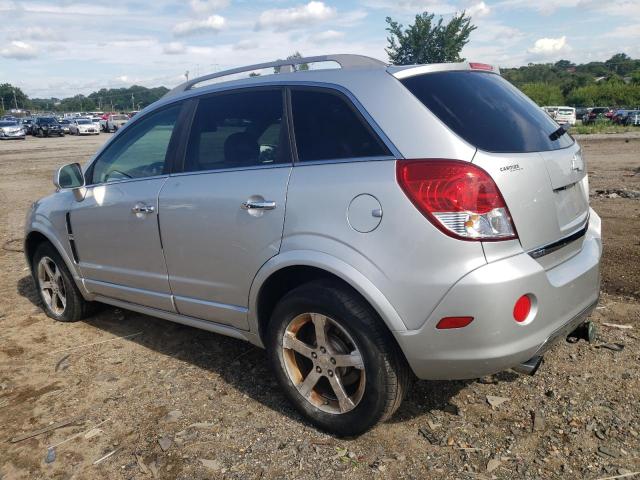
25,55,602,436
554,106,576,126
611,109,629,124
21,118,35,135
104,114,128,132
575,107,589,120
582,107,610,124
69,118,100,135
623,110,640,126
32,117,64,137
58,119,72,134
0,120,26,140
542,106,559,119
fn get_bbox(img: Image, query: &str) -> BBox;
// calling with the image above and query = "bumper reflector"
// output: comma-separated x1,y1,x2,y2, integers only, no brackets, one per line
436,316,474,329
513,295,532,322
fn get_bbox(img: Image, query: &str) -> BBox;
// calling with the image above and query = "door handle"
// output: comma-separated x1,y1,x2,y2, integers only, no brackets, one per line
131,204,155,214
241,200,276,210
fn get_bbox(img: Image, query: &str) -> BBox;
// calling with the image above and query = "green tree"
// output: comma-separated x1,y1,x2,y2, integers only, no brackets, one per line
385,11,476,65
519,83,565,106
274,51,309,73
0,83,29,111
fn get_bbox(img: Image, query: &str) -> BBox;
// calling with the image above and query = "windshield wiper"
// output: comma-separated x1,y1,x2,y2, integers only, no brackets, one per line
549,125,568,141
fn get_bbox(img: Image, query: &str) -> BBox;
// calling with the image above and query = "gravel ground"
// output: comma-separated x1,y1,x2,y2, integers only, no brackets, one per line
0,133,638,480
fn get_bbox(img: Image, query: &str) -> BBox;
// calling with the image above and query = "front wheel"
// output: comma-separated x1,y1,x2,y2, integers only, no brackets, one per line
267,281,411,436
32,242,95,322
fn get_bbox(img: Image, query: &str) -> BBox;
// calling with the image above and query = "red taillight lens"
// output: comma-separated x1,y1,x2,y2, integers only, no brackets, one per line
436,316,474,329
396,160,517,241
469,62,494,71
513,295,531,322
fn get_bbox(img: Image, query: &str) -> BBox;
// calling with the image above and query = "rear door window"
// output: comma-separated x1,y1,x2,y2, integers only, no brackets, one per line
400,71,574,153
290,89,390,162
184,89,289,172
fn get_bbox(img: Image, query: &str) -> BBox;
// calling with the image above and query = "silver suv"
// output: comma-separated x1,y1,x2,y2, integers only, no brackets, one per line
25,55,601,436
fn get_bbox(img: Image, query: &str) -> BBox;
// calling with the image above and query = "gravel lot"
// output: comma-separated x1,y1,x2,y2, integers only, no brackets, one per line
1,134,639,479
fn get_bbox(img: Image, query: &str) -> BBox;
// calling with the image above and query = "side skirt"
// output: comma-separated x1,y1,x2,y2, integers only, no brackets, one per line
93,295,262,347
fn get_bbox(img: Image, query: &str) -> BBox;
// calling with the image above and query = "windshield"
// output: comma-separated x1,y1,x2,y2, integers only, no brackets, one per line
77,119,90,124
0,121,18,127
39,118,57,124
400,71,574,153
558,109,574,115
112,115,128,120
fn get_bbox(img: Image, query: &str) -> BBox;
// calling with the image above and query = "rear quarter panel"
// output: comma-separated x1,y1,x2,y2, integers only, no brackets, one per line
281,159,487,331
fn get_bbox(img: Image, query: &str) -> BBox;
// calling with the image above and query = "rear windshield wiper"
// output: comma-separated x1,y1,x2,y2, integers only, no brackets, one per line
549,125,568,141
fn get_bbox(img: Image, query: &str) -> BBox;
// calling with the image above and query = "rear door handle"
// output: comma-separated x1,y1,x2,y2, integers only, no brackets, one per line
131,204,155,214
241,200,276,210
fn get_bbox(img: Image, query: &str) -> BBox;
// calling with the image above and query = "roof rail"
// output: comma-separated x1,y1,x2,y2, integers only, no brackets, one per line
163,54,387,98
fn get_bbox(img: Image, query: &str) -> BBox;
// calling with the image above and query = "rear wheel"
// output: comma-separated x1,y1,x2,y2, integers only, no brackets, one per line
32,242,95,322
267,281,411,436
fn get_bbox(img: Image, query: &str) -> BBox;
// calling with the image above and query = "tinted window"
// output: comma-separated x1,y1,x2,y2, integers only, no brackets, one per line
91,104,180,184
290,89,390,162
185,90,287,172
401,71,574,153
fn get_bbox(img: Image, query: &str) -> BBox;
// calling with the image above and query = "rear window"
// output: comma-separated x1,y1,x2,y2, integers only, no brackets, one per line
400,71,573,153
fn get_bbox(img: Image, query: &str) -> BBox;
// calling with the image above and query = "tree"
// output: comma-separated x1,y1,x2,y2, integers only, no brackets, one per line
385,11,476,65
0,83,29,111
274,51,309,73
519,83,565,106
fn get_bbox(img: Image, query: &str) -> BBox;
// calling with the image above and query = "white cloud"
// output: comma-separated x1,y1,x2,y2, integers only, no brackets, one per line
467,1,490,17
173,15,225,36
8,26,65,41
0,41,38,60
116,75,128,82
604,24,640,39
233,39,258,51
255,1,336,31
163,42,186,55
528,36,571,56
310,30,345,42
360,0,457,14
189,0,229,13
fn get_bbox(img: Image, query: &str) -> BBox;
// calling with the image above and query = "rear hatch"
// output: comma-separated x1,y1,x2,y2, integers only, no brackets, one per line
397,68,589,260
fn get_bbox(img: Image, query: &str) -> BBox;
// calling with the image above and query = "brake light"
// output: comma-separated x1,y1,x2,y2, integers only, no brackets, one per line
469,62,493,71
396,160,517,241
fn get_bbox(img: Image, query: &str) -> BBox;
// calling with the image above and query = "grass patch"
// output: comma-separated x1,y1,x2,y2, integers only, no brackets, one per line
571,120,637,135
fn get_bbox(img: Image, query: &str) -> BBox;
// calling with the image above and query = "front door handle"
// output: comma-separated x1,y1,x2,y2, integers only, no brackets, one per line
241,200,276,210
131,204,155,214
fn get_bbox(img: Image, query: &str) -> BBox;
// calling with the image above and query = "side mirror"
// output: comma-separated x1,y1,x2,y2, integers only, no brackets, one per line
54,163,85,190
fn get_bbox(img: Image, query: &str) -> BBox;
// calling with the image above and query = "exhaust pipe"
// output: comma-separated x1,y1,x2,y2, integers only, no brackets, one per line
512,355,543,376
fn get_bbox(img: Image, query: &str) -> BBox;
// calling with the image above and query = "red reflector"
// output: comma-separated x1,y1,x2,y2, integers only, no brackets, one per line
469,62,494,71
436,316,474,329
513,295,531,322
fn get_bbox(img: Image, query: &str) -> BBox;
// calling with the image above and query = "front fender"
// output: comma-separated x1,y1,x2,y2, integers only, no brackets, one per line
248,249,408,345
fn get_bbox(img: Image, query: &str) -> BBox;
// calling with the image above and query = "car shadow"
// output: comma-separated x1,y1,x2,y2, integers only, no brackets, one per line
16,275,514,433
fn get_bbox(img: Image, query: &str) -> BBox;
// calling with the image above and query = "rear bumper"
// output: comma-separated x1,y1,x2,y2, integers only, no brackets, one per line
395,209,602,380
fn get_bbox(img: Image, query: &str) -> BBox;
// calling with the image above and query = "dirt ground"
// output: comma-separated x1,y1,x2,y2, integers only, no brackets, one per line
0,134,638,480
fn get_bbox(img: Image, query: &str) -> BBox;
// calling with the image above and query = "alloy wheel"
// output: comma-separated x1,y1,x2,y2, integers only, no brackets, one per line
37,256,66,316
281,312,366,414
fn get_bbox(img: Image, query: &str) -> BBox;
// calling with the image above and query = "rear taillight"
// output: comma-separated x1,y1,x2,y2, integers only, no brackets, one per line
396,160,517,241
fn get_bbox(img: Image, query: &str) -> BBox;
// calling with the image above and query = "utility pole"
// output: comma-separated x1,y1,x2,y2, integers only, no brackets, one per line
13,88,18,109
185,70,189,81
1,96,4,112
131,93,135,111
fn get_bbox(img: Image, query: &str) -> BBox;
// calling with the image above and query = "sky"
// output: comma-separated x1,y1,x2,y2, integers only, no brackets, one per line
1,0,639,98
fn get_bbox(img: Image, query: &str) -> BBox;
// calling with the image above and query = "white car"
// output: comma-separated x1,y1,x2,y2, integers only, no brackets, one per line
555,106,576,126
69,118,100,135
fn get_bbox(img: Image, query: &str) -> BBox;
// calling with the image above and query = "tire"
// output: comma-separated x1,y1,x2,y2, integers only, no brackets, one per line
266,280,411,436
32,242,95,322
